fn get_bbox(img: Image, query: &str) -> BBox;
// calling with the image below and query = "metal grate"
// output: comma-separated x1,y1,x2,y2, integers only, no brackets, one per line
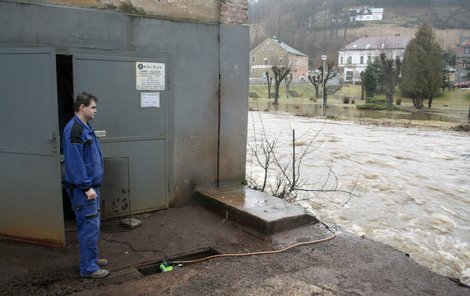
100,157,131,232
105,267,143,284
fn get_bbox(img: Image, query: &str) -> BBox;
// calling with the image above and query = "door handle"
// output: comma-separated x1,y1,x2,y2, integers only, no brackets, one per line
51,131,58,153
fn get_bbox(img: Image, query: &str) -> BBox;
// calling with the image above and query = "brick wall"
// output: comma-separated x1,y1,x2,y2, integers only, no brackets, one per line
220,0,248,24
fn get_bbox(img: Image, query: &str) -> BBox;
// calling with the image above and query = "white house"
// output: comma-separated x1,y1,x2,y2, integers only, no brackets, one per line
337,35,411,83
349,7,383,22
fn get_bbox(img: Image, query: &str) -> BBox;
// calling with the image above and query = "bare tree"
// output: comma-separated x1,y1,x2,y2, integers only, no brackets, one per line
380,53,401,110
265,71,273,98
272,65,291,105
308,71,321,99
320,61,336,107
247,112,362,205
360,71,365,100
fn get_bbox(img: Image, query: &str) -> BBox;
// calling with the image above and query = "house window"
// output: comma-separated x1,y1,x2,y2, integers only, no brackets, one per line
367,56,371,63
340,56,343,64
347,56,352,64
360,56,364,64
252,56,255,63
279,57,283,64
346,71,353,80
464,48,470,55
264,58,268,65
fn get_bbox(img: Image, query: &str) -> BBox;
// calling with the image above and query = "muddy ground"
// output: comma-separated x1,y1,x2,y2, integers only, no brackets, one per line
0,203,468,295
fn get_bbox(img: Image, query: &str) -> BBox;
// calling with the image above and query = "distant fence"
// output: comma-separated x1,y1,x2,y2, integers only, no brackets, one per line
249,78,310,85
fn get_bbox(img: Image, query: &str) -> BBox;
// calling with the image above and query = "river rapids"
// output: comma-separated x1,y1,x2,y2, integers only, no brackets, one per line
246,111,470,285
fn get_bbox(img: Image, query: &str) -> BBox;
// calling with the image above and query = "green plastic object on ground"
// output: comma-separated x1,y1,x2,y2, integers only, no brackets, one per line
159,261,183,272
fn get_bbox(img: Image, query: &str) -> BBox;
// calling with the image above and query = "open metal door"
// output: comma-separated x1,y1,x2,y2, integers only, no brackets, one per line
73,54,168,215
0,48,65,247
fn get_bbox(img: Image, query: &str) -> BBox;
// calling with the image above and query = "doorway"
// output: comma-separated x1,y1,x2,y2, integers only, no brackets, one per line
56,53,170,223
55,54,75,222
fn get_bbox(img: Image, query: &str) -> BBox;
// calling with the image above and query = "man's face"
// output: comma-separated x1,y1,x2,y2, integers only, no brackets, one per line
81,100,97,122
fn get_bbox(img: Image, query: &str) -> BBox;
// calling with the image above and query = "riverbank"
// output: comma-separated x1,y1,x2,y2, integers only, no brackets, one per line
1,203,468,295
308,114,470,132
249,83,470,124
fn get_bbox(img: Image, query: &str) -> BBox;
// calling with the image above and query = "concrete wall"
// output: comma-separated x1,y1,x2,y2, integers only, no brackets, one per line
35,0,220,23
219,23,249,181
0,0,249,206
25,0,248,24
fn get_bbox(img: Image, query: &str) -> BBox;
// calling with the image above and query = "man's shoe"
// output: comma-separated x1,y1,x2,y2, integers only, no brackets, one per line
96,259,109,267
81,269,110,279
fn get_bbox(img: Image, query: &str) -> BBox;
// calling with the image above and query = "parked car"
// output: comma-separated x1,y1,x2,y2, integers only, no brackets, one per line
454,81,470,89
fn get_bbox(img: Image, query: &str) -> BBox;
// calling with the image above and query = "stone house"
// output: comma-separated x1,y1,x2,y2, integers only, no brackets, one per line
249,37,308,81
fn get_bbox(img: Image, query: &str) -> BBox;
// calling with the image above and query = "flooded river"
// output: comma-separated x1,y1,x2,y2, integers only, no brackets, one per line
246,111,470,285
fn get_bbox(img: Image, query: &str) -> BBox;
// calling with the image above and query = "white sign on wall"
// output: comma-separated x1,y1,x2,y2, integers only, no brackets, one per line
136,62,165,91
140,92,160,108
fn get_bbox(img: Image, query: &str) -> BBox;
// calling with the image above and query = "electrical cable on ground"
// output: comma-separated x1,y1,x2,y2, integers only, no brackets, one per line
100,221,335,266
171,221,336,265
101,236,169,259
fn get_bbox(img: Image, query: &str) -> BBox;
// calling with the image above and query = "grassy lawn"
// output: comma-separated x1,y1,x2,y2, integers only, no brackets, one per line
249,83,470,121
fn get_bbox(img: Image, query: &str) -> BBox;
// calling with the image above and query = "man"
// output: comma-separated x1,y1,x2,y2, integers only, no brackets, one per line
63,92,109,278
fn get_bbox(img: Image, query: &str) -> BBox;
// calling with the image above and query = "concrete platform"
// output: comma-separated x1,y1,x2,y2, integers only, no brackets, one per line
196,183,318,235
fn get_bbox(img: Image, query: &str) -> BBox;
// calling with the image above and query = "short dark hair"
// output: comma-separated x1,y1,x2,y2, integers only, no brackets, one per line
73,92,98,112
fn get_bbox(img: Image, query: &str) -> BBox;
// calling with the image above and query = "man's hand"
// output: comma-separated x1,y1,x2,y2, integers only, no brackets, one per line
85,188,97,200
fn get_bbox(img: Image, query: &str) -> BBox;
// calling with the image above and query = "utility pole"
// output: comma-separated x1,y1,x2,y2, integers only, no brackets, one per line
321,55,327,116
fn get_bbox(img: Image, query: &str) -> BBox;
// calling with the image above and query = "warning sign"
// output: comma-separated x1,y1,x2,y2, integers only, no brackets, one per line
136,62,165,91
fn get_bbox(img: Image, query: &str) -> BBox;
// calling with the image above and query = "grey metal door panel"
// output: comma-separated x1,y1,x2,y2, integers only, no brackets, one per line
73,55,168,213
0,48,64,246
101,140,167,212
73,55,166,138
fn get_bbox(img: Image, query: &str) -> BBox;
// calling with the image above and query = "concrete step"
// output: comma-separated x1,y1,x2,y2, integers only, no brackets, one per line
196,183,317,235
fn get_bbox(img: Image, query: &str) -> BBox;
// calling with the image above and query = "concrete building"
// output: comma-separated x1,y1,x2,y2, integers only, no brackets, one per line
0,0,249,247
249,37,308,81
456,37,470,85
337,35,411,83
349,7,383,22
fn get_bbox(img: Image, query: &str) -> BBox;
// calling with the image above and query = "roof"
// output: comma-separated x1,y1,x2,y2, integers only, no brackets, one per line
250,38,307,57
273,39,307,56
341,36,411,51
350,7,384,15
459,38,470,47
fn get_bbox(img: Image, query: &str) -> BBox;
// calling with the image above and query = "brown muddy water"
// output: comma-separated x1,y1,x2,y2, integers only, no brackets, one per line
246,111,470,285
250,100,470,123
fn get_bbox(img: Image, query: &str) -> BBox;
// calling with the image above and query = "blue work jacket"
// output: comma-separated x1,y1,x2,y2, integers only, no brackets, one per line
63,115,104,191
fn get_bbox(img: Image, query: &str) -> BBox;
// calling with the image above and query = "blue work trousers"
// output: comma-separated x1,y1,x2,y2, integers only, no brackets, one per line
68,187,101,276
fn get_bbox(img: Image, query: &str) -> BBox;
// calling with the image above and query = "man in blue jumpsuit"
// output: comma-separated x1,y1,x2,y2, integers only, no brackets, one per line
63,92,109,278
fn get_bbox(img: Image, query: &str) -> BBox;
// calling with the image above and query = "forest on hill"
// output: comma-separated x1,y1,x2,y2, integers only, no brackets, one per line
248,0,470,66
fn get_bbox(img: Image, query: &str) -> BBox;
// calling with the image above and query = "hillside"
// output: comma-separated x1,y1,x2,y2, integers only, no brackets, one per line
248,0,470,64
